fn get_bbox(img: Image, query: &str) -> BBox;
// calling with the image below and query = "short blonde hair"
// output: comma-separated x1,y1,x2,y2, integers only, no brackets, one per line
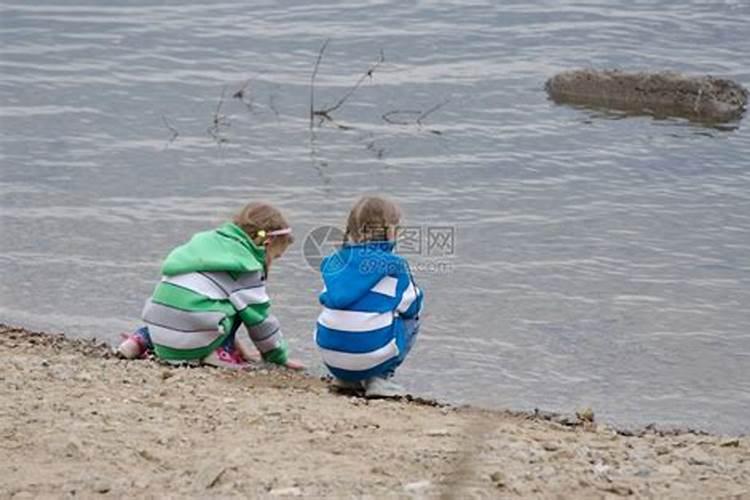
345,196,401,243
233,202,294,245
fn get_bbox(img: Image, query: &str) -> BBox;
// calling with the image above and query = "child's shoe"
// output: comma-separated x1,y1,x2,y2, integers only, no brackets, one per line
116,328,152,359
364,377,406,399
332,378,363,391
202,344,250,370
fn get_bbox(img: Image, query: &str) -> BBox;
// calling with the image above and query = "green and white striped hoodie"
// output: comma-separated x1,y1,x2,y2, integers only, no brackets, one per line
141,222,288,364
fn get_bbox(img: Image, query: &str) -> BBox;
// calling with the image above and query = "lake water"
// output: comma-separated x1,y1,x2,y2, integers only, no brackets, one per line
1,0,749,434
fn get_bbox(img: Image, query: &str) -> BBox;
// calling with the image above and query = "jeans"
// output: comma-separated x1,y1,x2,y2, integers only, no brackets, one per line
383,317,420,378
136,321,237,358
325,317,421,382
133,326,154,351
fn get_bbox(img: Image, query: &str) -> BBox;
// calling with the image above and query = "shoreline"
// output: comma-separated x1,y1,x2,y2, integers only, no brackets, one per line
2,323,748,498
1,322,734,439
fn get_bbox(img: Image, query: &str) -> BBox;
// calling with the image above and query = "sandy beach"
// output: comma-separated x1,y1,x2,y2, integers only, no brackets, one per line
1,324,747,499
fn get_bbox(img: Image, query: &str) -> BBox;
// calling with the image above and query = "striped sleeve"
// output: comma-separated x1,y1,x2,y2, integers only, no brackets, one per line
405,286,423,318
395,260,423,319
246,314,288,364
219,271,288,365
397,282,423,318
202,271,270,326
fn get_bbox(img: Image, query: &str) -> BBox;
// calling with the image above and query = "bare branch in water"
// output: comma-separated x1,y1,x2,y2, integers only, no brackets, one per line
233,80,250,100
207,85,230,144
234,73,267,112
161,115,179,145
417,97,450,126
214,85,227,124
381,98,450,134
269,88,280,120
382,109,422,125
310,38,330,129
365,139,385,159
233,79,254,111
310,42,385,126
326,117,355,130
316,49,385,117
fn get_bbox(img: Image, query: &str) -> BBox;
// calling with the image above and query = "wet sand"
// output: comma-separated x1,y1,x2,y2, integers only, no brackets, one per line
1,324,748,499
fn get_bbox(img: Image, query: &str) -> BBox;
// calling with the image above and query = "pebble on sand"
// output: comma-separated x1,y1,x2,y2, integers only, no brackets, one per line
403,480,431,492
576,407,595,423
269,486,303,497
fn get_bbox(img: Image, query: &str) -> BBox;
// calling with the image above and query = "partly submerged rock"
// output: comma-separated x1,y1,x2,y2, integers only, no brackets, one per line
545,69,748,123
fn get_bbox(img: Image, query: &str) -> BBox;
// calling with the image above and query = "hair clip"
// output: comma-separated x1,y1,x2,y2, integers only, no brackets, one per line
266,228,293,237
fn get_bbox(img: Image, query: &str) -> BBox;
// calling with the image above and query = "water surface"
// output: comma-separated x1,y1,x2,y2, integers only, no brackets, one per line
1,0,749,433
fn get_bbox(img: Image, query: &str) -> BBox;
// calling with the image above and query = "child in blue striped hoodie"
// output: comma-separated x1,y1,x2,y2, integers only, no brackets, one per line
315,196,424,398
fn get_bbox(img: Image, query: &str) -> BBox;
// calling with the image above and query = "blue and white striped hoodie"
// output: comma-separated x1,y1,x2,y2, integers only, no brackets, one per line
315,241,424,381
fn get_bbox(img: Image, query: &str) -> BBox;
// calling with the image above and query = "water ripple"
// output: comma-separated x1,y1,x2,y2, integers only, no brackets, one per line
1,0,749,433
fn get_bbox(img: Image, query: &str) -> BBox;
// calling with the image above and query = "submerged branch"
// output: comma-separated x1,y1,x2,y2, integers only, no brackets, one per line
382,109,422,125
316,49,385,117
309,38,330,129
233,79,254,111
161,114,179,145
382,98,450,134
310,41,385,126
214,85,227,123
207,85,230,144
417,97,450,126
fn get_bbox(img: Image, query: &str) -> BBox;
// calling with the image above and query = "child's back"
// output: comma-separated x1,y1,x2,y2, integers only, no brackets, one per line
315,196,423,397
143,222,285,363
119,202,303,370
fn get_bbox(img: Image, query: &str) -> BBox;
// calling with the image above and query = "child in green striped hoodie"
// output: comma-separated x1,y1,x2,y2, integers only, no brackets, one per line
117,202,303,370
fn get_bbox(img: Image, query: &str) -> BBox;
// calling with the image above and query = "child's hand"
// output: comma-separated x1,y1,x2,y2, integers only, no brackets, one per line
283,358,306,370
235,340,262,362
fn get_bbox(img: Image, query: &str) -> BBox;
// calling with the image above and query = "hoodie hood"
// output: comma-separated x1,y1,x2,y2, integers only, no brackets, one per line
320,241,403,309
161,222,265,277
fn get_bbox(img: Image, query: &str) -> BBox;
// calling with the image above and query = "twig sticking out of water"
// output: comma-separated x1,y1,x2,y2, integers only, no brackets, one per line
214,85,226,120
269,86,280,120
309,39,330,129
233,80,250,100
382,98,450,135
161,115,179,146
382,109,422,125
317,49,385,118
417,98,450,126
207,85,230,144
309,40,385,127
233,79,254,111
365,138,385,159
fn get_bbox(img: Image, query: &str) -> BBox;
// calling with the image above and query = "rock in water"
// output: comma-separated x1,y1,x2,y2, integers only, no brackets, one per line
545,69,748,122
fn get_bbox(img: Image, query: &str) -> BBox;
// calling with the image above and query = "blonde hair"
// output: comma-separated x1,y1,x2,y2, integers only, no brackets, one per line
233,202,294,245
345,196,402,243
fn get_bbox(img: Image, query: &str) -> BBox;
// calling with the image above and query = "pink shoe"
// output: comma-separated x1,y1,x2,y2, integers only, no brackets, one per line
202,345,250,369
117,332,147,359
